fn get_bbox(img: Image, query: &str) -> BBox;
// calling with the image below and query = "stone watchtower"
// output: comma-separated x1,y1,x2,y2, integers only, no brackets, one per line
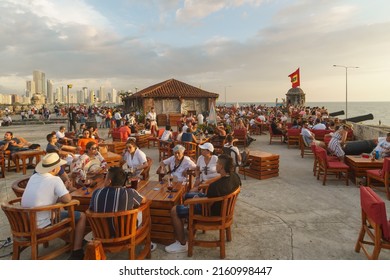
286,87,305,106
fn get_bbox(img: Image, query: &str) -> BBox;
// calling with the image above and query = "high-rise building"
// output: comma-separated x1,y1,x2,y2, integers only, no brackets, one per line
82,87,88,104
89,90,95,104
47,79,54,104
33,70,46,95
111,88,118,103
99,86,104,102
26,80,35,98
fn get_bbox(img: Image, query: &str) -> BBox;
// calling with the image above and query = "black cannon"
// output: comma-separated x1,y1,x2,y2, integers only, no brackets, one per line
329,110,345,117
344,113,374,123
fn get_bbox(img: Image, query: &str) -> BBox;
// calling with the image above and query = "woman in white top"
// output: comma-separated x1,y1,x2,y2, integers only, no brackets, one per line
160,125,173,141
159,144,196,182
193,142,219,189
122,137,148,178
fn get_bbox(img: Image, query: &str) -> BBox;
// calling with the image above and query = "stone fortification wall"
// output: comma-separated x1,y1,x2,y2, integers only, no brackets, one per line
351,123,389,140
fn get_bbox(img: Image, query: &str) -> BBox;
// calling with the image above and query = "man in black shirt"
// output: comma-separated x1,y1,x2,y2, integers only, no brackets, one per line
165,154,241,253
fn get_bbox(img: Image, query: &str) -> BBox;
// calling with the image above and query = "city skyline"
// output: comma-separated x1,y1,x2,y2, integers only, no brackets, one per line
0,0,390,102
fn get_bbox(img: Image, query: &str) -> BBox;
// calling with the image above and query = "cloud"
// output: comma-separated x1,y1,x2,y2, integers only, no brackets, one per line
175,0,264,22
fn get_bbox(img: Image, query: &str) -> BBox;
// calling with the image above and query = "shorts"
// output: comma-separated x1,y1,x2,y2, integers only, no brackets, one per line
60,210,82,223
176,192,206,218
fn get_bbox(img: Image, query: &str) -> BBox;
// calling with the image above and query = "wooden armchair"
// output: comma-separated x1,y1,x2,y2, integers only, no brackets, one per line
86,200,152,260
185,187,241,259
233,129,248,147
140,157,153,181
0,150,5,178
367,157,390,200
1,197,79,260
355,186,390,259
158,140,173,162
11,176,31,197
147,128,165,148
176,141,197,160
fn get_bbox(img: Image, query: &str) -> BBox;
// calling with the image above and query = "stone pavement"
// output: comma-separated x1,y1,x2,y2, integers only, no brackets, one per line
1,123,389,260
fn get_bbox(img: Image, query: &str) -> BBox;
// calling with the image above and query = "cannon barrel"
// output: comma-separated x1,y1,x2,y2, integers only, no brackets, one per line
344,113,374,123
329,110,345,117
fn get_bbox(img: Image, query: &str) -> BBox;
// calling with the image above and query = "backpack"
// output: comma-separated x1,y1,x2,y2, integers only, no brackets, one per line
222,146,240,167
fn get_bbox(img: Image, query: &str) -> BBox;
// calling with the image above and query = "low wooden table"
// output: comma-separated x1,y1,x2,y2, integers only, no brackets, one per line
71,180,184,245
102,151,122,167
345,155,384,185
132,134,149,148
239,150,279,180
14,150,46,175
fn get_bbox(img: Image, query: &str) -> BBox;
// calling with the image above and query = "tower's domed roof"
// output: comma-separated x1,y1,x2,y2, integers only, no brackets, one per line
286,87,305,95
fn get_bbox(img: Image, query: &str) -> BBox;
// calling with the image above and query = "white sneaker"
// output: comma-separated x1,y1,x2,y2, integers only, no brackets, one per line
151,242,157,252
165,240,188,253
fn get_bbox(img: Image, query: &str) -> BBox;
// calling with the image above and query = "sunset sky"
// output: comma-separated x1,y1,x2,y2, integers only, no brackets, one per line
1,0,389,102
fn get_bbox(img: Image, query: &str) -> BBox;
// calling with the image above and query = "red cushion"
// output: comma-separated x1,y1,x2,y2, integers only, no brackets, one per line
360,186,390,240
367,169,381,178
328,161,349,169
327,156,339,162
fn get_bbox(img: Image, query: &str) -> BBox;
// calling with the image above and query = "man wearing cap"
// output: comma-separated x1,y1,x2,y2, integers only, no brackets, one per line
21,153,86,260
165,154,241,253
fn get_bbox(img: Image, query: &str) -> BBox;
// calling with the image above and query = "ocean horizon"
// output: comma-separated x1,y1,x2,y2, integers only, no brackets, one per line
216,101,389,126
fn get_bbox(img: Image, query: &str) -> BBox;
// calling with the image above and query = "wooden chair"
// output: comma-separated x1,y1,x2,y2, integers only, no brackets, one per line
366,157,390,200
147,128,165,148
1,197,79,260
299,135,314,158
316,146,349,186
185,187,241,259
268,126,283,144
0,150,5,178
287,128,301,149
158,140,173,162
140,157,153,181
209,135,225,155
178,141,197,160
311,144,339,177
355,186,390,259
11,176,31,197
233,129,248,147
84,240,107,260
86,200,152,260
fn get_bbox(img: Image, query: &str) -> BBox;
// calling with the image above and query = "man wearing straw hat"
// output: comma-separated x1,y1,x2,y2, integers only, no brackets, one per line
21,153,86,260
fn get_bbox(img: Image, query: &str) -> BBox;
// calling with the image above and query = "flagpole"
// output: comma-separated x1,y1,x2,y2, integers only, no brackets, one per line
333,65,359,119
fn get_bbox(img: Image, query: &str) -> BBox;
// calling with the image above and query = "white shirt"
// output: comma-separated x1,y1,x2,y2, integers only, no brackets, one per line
146,111,156,121
21,173,69,228
123,148,147,170
160,130,173,141
196,155,219,182
56,131,65,139
163,156,196,182
374,137,390,158
312,123,327,130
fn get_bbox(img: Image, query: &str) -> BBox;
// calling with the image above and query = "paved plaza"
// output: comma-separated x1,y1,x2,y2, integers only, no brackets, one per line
1,123,389,260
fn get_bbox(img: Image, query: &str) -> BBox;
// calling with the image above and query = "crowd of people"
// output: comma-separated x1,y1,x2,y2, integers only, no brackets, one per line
3,102,390,260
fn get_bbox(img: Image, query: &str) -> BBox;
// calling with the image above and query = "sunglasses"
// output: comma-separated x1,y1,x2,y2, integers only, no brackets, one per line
203,166,209,175
90,147,98,150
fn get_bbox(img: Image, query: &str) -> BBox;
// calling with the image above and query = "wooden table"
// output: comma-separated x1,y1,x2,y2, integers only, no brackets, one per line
71,180,184,245
102,151,122,167
14,150,46,175
132,134,149,148
345,155,384,185
239,150,279,180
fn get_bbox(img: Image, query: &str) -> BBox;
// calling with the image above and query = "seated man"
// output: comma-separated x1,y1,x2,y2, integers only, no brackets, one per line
165,154,241,253
2,114,12,126
56,126,72,144
270,118,287,142
89,167,156,251
1,131,38,166
118,121,131,140
301,122,326,148
311,118,326,130
21,153,86,260
371,132,390,159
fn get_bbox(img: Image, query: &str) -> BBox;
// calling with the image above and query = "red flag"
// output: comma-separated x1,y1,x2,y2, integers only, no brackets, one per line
288,68,300,88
